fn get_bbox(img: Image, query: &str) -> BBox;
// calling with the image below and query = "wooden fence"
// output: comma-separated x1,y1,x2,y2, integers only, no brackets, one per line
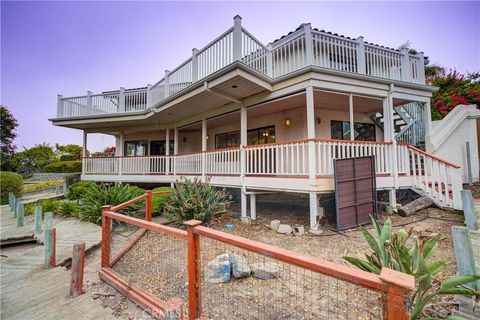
99,191,414,319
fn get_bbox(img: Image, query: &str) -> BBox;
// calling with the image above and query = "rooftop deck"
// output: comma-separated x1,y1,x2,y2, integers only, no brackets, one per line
56,16,426,119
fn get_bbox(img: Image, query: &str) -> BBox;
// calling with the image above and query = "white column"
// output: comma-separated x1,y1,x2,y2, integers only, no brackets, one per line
417,52,426,84
118,87,125,112
401,49,412,82
424,100,432,136
82,131,87,174
232,15,242,61
57,94,64,117
118,131,123,176
240,105,247,178
165,128,170,175
118,132,124,156
349,93,354,141
87,91,93,109
191,48,199,82
241,189,247,219
388,86,399,200
250,194,256,220
356,36,366,74
146,84,152,108
173,127,178,176
303,23,313,66
382,98,392,142
306,86,316,179
266,44,273,77
202,119,207,177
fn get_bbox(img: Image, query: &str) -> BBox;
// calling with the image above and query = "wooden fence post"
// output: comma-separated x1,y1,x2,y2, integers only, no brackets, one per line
34,206,42,235
379,268,415,320
45,212,53,230
101,205,112,268
185,220,203,320
8,193,13,211
16,202,24,227
145,190,152,221
45,228,56,268
70,241,86,297
13,197,17,217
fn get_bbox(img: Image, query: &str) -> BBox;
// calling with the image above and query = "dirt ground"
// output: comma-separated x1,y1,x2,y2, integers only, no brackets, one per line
88,203,466,319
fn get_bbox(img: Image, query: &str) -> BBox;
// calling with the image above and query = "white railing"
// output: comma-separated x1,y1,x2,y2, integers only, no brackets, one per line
245,140,309,175
58,18,426,119
408,145,462,209
83,157,119,175
174,153,203,175
205,148,241,174
314,140,393,175
121,156,169,174
312,31,359,74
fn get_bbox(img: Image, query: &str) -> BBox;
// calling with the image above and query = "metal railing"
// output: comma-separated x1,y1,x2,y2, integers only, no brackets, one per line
57,17,426,118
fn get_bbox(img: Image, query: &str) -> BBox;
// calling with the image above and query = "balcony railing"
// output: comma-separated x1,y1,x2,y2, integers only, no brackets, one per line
57,16,426,118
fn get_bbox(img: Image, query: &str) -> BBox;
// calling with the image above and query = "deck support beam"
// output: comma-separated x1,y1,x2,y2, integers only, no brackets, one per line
250,194,257,220
309,192,320,229
241,189,247,218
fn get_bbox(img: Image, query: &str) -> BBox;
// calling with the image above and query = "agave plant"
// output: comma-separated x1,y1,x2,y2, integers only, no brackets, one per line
344,215,480,320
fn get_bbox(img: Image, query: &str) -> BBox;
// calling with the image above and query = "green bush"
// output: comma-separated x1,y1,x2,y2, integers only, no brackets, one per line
79,183,145,224
67,181,97,200
151,186,172,214
163,178,231,223
59,154,78,161
58,200,79,217
0,171,23,204
39,198,60,213
44,160,82,173
22,180,62,193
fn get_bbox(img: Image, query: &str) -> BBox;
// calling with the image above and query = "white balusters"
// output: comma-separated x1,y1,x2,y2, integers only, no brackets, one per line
311,31,359,73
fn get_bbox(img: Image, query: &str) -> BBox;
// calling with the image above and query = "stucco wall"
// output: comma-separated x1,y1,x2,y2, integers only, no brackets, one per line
431,117,479,183
115,107,384,155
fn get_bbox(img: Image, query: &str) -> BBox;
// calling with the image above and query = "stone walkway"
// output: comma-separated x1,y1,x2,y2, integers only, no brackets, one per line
0,205,112,319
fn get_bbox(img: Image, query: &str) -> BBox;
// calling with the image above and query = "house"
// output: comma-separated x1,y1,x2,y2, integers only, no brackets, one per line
50,16,465,229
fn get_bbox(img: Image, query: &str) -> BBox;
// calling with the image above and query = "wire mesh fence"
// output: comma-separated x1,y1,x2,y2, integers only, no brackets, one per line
198,236,385,320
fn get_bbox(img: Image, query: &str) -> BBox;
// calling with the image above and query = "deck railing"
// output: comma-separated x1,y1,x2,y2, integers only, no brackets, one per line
100,193,415,320
57,17,425,118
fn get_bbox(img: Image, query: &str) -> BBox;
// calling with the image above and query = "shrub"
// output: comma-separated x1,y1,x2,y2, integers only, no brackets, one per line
163,178,231,223
44,160,82,173
78,183,145,224
344,215,480,319
0,171,23,204
39,198,60,213
59,154,78,161
151,186,172,214
22,180,62,193
58,200,79,217
67,181,97,200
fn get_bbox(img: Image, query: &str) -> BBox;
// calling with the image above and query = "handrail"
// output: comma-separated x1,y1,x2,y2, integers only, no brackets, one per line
110,194,146,211
196,26,234,55
406,144,461,168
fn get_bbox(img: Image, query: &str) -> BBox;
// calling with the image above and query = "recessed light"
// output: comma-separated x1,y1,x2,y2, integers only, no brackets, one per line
231,85,238,89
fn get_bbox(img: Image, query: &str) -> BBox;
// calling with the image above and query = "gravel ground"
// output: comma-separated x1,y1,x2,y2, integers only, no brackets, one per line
99,204,464,319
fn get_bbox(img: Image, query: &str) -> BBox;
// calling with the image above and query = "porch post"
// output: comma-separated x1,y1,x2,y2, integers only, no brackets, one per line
240,105,247,178
382,99,392,142
165,128,170,175
201,119,207,178
118,131,124,176
309,192,319,229
250,194,256,220
118,131,124,156
388,85,398,205
306,85,316,179
173,127,179,177
82,131,87,174
233,15,242,61
118,87,125,112
423,100,432,136
349,93,354,141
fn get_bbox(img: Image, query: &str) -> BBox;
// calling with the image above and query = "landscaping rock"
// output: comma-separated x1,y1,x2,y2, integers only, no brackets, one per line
206,253,231,283
276,224,293,235
270,220,281,231
293,225,304,236
230,254,251,278
309,227,324,235
251,262,279,280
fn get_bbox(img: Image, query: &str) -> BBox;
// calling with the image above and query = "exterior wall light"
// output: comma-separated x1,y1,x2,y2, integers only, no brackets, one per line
285,118,292,127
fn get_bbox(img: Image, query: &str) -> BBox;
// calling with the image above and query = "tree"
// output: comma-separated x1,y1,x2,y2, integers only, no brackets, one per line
13,143,58,173
55,143,85,160
0,106,19,171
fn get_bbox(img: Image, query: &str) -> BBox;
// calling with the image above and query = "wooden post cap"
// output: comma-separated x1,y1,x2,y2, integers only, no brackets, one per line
184,220,202,227
380,268,415,291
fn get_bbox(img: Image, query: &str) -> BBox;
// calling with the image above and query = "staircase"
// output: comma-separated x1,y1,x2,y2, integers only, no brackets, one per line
371,102,426,149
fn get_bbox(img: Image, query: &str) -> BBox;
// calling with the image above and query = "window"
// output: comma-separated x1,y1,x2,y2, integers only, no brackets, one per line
214,126,275,149
150,140,174,155
331,121,375,141
124,141,148,156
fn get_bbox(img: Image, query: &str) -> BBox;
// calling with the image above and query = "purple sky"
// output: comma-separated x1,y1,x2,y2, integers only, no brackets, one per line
2,1,479,152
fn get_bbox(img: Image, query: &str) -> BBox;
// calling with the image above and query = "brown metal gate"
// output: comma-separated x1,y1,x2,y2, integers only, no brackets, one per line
334,156,377,230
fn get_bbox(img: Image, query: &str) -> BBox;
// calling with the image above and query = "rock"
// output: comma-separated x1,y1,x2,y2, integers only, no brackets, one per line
270,220,281,231
206,253,231,283
293,225,304,236
230,254,251,278
309,227,324,235
251,262,279,280
276,224,293,235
